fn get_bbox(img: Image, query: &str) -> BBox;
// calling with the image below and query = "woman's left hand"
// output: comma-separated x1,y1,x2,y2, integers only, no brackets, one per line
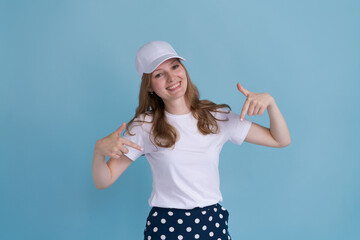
237,82,275,120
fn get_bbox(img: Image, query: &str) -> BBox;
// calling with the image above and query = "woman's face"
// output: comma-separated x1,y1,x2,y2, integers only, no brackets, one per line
149,58,187,104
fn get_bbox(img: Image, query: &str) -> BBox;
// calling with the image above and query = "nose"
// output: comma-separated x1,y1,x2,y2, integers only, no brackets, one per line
166,71,176,82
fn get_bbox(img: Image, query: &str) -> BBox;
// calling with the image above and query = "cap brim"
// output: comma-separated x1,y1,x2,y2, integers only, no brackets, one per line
143,54,186,74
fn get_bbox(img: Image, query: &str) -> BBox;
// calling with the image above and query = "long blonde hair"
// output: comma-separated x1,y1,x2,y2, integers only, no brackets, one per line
126,59,231,148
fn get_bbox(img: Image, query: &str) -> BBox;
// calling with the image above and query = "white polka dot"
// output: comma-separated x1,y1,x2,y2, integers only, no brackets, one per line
185,212,191,216
221,206,226,211
209,216,213,221
160,235,166,240
225,220,228,225
147,220,151,226
215,222,220,228
147,236,151,240
169,227,175,232
219,213,223,219
161,218,166,224
152,212,158,217
194,218,200,224
178,235,183,240
168,211,173,216
213,207,218,212
209,231,214,237
228,236,230,240
153,227,158,232
202,211,206,215
223,229,226,234
217,238,221,240
186,227,192,232
177,219,183,224
202,225,207,231
194,234,200,239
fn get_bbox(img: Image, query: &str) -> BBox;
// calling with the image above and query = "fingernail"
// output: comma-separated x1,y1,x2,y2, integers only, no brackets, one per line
240,118,243,121
140,147,144,151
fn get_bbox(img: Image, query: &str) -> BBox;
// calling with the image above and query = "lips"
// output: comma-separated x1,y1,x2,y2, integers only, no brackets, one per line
166,81,181,91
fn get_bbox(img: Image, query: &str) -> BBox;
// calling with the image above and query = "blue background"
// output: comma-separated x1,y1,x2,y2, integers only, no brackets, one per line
1,0,359,239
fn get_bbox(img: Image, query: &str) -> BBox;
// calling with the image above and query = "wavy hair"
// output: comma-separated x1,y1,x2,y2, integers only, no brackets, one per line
126,59,231,148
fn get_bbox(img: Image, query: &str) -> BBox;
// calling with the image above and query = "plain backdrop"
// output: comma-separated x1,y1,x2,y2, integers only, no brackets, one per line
1,0,359,239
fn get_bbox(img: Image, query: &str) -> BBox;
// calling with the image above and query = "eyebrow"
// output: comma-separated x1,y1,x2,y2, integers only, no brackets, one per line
153,59,178,73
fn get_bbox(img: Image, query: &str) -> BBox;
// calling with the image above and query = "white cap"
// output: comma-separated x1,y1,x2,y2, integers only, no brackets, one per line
135,41,186,78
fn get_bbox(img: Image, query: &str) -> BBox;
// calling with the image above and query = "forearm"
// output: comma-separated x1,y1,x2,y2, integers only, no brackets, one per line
92,142,112,189
267,99,291,147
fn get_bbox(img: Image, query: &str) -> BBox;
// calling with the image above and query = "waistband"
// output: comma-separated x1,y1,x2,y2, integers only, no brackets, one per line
151,203,221,213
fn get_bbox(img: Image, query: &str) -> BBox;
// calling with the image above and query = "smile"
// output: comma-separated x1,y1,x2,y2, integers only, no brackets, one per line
167,81,181,91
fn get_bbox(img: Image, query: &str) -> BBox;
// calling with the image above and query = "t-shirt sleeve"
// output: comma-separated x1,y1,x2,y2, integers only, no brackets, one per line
224,111,252,145
122,123,147,161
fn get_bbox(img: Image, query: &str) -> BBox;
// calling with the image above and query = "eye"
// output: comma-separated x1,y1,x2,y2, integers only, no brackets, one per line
154,73,162,78
173,64,179,70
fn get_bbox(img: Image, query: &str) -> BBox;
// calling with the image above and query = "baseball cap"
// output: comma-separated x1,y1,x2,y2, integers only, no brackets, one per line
135,41,186,78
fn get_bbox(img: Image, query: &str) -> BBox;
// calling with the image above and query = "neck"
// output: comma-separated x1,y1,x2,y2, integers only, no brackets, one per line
164,97,191,115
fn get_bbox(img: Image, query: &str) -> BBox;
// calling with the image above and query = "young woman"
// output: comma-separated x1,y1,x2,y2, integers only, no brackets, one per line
92,41,291,240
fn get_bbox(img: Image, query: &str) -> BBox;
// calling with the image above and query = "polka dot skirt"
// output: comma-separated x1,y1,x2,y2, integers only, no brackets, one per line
143,203,231,240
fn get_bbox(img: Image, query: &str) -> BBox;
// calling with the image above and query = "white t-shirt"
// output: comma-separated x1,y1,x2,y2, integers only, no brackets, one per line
123,109,252,209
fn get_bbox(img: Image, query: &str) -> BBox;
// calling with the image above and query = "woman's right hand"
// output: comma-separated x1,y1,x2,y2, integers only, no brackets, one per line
95,122,143,159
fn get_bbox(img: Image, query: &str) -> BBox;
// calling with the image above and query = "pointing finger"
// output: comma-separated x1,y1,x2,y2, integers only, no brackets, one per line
240,100,250,121
122,138,144,151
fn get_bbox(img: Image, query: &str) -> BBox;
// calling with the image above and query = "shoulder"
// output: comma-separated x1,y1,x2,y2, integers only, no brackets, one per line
210,107,232,120
129,111,153,125
126,112,153,135
134,112,153,123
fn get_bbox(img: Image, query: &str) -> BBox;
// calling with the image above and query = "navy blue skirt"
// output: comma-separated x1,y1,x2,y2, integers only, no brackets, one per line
144,203,231,240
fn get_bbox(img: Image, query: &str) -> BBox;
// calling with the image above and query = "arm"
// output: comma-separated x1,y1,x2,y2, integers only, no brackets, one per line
92,144,133,190
244,101,291,147
92,122,142,189
237,83,291,148
267,100,291,147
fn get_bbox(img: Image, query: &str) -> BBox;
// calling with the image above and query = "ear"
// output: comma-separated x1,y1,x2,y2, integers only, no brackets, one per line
148,87,153,93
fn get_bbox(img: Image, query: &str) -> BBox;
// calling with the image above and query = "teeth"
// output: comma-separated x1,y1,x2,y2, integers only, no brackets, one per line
168,82,180,90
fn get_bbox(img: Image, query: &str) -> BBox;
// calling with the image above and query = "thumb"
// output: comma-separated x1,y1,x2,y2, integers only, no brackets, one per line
115,122,126,136
237,82,249,97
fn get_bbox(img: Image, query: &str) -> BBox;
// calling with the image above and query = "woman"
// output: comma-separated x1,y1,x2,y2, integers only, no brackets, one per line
92,41,291,240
